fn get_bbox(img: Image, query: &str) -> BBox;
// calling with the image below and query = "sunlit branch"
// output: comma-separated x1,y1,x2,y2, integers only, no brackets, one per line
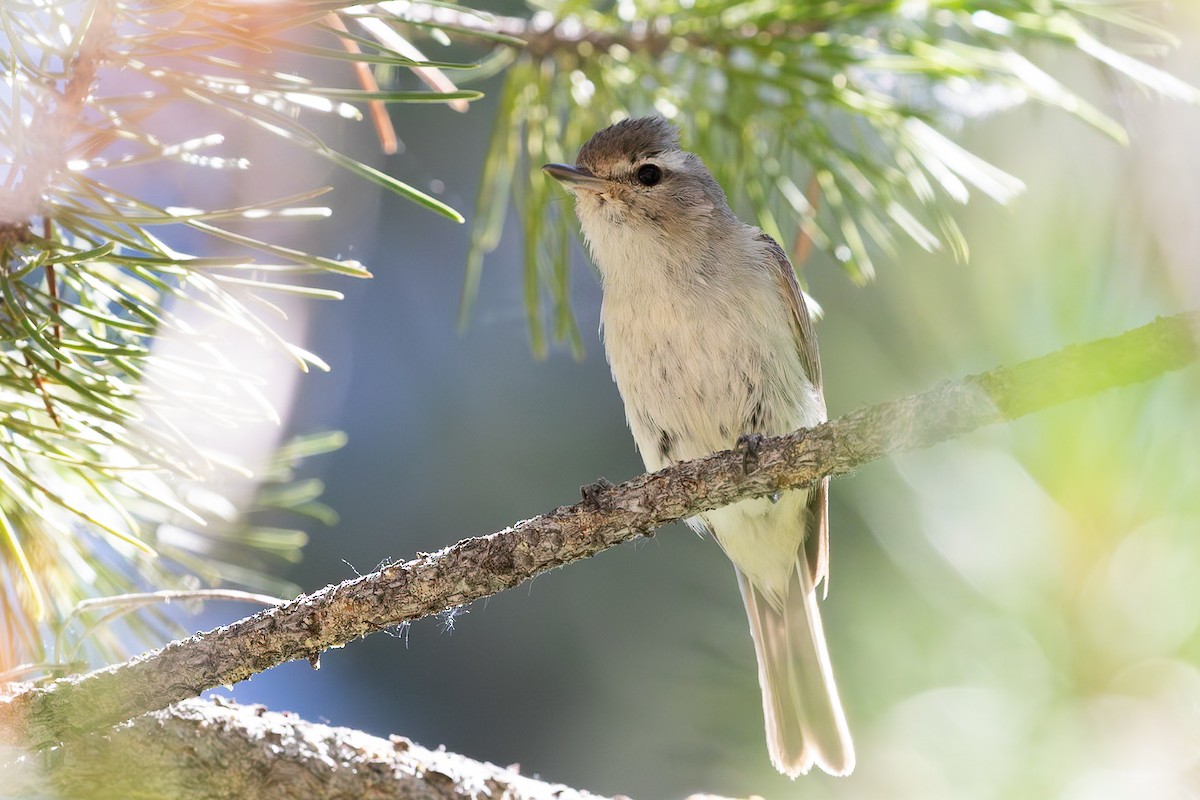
28,698,611,800
790,174,822,269
1,310,1195,749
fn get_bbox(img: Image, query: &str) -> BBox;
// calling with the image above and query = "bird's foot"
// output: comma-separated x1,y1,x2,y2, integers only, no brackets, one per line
580,477,616,511
735,432,767,474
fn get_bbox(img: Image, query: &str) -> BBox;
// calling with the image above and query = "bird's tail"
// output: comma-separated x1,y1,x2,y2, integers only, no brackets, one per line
736,560,855,777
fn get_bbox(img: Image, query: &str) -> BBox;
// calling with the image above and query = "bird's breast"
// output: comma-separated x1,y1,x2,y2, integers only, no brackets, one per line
599,263,821,473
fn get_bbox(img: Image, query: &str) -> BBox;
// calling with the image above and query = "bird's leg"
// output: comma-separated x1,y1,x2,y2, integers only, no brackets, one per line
737,433,781,501
735,432,767,474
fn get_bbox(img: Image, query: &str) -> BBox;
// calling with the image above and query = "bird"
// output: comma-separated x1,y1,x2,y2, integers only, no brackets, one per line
543,116,854,777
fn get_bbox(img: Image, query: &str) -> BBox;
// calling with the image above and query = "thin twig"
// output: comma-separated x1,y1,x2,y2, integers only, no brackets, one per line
42,218,62,349
791,173,822,269
326,12,400,155
23,354,61,429
352,12,470,112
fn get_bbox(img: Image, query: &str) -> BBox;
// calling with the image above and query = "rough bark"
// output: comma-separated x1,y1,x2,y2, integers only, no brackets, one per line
1,697,608,800
1,311,1196,753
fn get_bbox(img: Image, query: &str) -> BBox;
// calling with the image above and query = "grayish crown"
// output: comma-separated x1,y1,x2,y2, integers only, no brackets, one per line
576,116,680,172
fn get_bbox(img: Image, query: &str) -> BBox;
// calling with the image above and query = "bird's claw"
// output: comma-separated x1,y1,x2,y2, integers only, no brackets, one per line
580,477,616,510
736,432,767,474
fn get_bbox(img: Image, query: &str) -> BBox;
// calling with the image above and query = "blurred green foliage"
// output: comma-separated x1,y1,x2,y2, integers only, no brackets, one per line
459,0,1199,355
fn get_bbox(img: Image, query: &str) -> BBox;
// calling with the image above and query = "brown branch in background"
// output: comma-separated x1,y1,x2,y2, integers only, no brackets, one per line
43,218,62,349
326,13,399,155
46,264,60,344
24,355,62,430
23,219,63,428
791,173,822,269
1,311,1197,750
351,13,470,113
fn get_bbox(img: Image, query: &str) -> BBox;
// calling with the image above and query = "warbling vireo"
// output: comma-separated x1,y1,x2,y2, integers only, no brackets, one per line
543,116,853,777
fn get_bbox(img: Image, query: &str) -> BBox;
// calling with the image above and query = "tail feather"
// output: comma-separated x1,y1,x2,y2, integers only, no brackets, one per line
736,560,855,777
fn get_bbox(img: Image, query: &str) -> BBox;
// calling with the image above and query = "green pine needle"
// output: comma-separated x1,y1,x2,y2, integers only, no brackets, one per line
455,0,1199,350
0,0,481,671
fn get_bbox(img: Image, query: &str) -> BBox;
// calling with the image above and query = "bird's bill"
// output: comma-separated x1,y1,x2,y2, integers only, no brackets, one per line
542,163,607,189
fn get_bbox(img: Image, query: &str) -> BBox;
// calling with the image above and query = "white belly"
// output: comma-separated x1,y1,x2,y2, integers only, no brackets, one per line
599,265,824,603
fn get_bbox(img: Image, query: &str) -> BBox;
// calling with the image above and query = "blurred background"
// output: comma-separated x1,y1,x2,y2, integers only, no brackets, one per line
136,4,1200,799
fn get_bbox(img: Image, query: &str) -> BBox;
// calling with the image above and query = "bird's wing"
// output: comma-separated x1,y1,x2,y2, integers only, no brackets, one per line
757,232,830,591
756,233,822,393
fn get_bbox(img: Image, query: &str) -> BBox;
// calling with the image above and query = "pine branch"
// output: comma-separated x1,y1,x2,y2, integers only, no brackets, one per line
446,0,1200,352
0,0,475,669
2,310,1195,749
3,0,1192,673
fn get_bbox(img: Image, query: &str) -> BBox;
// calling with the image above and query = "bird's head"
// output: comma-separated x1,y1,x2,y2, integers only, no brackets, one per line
543,116,732,245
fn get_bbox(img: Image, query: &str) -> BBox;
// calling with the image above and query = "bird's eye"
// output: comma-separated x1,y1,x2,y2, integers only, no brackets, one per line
635,164,663,187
